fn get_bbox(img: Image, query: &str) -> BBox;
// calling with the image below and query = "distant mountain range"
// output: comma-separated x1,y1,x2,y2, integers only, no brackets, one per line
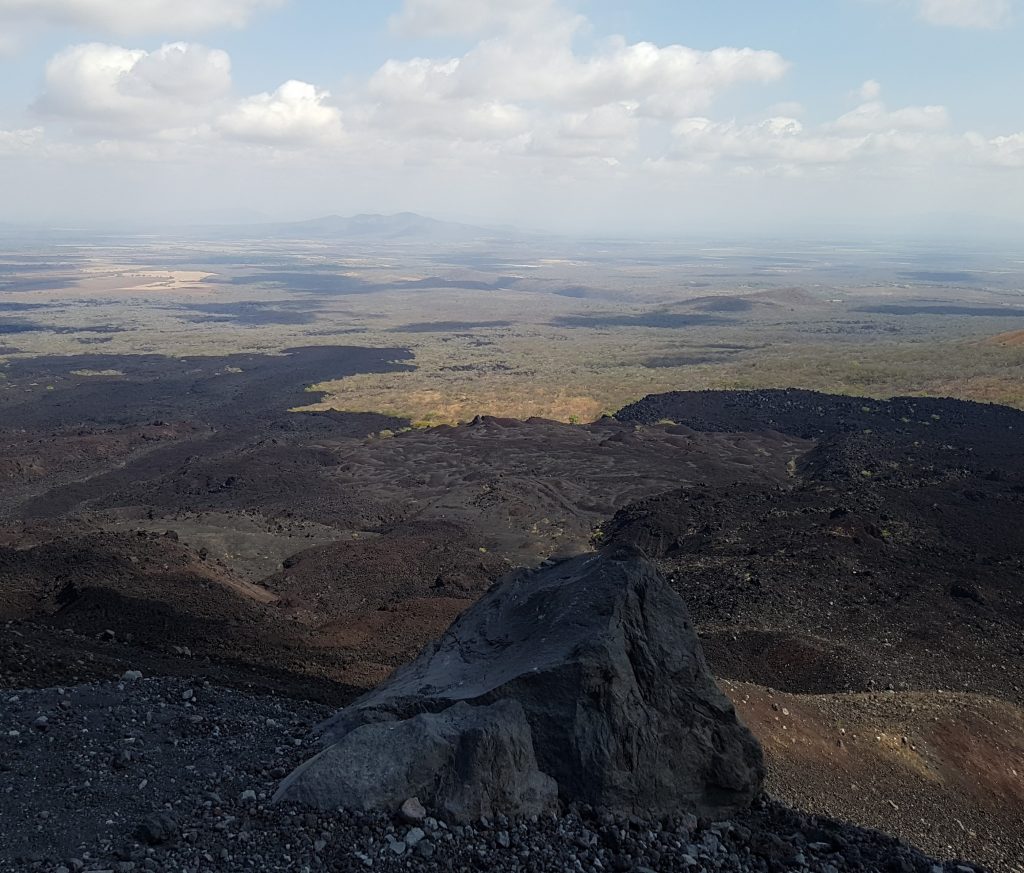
230,212,517,242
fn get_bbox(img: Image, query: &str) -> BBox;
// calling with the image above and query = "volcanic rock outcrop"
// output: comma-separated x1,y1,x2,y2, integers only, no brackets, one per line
275,546,764,821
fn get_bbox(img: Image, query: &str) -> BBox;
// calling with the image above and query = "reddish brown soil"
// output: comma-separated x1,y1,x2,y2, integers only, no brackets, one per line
727,681,1024,869
986,329,1024,346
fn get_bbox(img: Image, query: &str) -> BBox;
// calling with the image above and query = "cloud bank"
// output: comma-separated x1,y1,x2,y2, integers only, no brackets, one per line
1,0,1022,231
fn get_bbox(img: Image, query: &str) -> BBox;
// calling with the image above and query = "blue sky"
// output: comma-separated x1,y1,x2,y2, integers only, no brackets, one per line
0,0,1022,234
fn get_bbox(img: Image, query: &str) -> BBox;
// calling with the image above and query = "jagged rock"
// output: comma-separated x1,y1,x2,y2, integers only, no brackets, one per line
277,546,763,820
136,812,179,845
398,797,426,824
274,700,557,821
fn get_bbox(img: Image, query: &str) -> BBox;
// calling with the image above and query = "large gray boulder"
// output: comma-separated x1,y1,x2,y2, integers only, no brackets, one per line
276,546,764,820
276,700,557,821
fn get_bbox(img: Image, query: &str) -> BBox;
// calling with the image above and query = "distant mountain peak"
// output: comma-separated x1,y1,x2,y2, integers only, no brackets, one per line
262,211,503,241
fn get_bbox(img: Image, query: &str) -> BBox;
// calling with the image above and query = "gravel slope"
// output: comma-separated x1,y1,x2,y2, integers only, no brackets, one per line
1,677,993,873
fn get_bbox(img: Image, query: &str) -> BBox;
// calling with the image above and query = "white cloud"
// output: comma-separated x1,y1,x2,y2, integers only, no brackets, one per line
969,131,1024,166
373,41,788,118
672,116,865,167
0,0,283,35
129,43,232,101
557,103,640,141
361,1,789,164
857,79,883,101
19,17,1021,181
363,21,787,160
518,102,641,159
916,0,1013,28
669,90,959,172
832,100,950,132
837,82,949,135
378,0,788,128
219,80,343,144
390,0,565,38
36,42,231,133
21,0,787,161
33,41,342,149
0,127,44,155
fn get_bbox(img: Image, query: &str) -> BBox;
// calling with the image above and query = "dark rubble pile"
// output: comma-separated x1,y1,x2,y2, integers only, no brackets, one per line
0,678,989,873
24,804,994,873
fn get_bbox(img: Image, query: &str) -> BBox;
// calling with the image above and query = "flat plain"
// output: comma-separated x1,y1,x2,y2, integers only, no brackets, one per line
3,229,1024,424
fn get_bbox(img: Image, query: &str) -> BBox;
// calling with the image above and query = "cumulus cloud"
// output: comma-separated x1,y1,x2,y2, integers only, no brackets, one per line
33,41,343,149
36,42,231,133
669,89,962,172
365,10,787,157
21,0,787,161
970,131,1024,166
218,80,343,144
373,0,789,158
916,0,1013,27
370,39,788,120
0,0,283,35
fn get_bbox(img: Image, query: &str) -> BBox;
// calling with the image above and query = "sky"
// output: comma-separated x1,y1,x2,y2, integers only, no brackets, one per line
0,0,1022,236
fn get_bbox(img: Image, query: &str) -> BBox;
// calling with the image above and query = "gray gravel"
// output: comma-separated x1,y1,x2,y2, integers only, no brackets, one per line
0,677,990,873
0,676,325,868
